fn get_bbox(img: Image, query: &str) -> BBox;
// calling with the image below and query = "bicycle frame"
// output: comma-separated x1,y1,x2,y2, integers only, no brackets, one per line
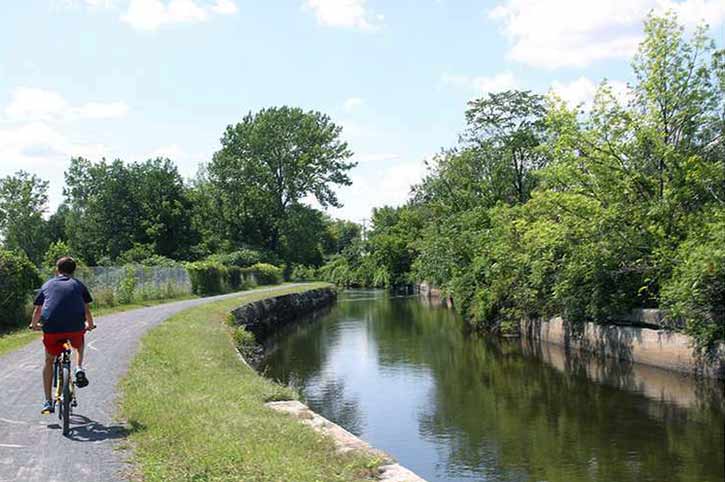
52,341,76,431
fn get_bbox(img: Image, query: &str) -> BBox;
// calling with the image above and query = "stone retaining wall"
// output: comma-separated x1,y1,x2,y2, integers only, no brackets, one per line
230,287,337,339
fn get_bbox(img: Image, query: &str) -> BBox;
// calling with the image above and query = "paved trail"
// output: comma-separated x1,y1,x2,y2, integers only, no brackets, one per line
0,285,298,482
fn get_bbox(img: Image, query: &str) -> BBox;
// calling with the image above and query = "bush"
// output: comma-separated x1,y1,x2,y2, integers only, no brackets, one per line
290,265,319,281
661,216,725,354
116,265,138,304
0,250,41,328
207,249,262,268
93,287,116,308
137,255,179,267
44,240,82,270
231,326,257,358
186,261,229,296
245,263,283,286
118,243,156,265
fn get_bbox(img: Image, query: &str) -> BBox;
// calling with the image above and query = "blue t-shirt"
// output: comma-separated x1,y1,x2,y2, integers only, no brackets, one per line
33,275,93,333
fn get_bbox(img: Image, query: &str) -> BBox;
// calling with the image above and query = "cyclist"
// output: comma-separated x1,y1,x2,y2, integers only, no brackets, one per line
29,256,96,414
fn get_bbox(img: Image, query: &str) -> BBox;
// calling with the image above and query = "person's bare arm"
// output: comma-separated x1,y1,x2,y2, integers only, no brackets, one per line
84,303,96,330
30,305,42,330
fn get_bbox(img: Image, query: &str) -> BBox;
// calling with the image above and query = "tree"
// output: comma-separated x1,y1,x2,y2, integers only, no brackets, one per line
632,13,722,202
207,106,355,256
463,90,548,204
63,157,197,263
323,218,362,255
0,171,50,265
128,158,198,259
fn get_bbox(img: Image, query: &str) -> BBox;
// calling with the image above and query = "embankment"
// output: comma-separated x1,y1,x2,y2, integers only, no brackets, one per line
229,286,337,339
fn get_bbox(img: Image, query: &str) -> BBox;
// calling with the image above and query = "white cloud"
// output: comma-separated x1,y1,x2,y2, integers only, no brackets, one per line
3,87,129,122
210,0,238,15
325,159,426,221
305,0,382,31
73,101,130,119
121,0,237,30
441,71,518,94
551,77,631,110
0,122,111,211
488,0,725,69
356,153,399,163
148,144,186,159
343,97,365,112
4,88,69,122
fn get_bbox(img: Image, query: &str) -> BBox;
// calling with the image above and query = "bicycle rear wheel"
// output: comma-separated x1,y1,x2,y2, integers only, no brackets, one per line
61,366,71,435
54,361,62,420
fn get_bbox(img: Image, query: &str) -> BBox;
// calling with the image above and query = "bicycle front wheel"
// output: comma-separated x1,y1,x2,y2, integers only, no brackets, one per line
61,366,71,435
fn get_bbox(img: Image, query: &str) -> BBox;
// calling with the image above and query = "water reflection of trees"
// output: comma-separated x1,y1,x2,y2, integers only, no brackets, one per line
263,294,724,482
358,297,723,482
260,303,365,436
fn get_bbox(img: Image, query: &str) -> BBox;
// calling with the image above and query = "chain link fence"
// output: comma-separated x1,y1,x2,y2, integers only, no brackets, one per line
40,265,192,308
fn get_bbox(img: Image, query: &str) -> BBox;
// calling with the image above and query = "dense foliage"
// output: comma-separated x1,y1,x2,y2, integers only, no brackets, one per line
186,261,283,296
312,13,724,351
0,250,41,328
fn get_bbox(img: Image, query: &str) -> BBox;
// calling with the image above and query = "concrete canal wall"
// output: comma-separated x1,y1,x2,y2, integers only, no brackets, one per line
520,317,725,380
418,283,725,380
228,286,428,482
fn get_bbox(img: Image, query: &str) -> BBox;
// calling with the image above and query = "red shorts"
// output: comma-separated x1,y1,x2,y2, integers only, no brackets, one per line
43,331,85,357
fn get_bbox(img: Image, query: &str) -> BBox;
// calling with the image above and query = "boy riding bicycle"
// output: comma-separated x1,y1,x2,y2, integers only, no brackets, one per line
30,256,96,414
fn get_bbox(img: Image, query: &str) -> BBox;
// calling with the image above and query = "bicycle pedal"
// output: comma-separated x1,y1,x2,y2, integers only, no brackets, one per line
71,400,78,408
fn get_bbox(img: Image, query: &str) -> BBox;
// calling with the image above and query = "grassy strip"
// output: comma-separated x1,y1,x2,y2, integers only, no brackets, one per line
0,294,199,357
120,283,380,482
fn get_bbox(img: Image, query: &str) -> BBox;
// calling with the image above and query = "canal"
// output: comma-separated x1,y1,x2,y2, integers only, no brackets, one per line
259,290,725,482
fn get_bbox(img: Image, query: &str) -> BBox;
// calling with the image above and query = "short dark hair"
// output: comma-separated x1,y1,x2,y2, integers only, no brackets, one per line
56,256,77,275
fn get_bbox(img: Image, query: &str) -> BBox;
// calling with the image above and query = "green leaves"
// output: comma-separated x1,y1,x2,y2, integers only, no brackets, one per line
207,106,355,261
0,249,40,328
0,171,50,265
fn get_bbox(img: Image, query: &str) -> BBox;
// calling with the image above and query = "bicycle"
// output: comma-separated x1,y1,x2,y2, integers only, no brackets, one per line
52,339,77,436
37,326,95,436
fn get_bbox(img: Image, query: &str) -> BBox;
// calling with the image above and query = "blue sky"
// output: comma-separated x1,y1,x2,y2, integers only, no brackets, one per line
1,0,723,221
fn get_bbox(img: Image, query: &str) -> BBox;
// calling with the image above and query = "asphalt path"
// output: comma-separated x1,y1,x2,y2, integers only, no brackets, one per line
0,285,299,482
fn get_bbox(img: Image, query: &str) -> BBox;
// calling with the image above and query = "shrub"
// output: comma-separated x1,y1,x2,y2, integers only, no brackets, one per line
245,263,283,286
93,287,116,308
186,261,228,295
231,326,257,357
116,265,138,304
661,216,725,354
43,240,82,270
0,250,41,328
228,266,243,291
290,265,319,281
206,249,262,268
117,243,156,265
137,255,179,267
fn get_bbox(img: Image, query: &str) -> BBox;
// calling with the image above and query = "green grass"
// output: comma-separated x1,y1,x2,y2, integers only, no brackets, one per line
120,283,380,482
0,293,199,357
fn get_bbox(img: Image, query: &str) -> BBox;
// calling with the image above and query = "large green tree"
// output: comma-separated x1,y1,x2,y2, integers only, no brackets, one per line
64,157,196,263
463,90,548,204
207,106,355,258
0,171,50,265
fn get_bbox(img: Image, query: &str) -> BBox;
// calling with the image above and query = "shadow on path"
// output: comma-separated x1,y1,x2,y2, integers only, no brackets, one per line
47,414,134,442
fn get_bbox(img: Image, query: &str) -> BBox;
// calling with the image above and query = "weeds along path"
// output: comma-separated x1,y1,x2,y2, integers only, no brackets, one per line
0,284,302,482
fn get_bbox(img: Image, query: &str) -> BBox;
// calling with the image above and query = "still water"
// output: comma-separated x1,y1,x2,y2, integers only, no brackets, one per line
260,290,725,482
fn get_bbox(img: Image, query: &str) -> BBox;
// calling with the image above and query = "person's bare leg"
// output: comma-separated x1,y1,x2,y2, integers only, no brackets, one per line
43,352,54,401
74,341,85,370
